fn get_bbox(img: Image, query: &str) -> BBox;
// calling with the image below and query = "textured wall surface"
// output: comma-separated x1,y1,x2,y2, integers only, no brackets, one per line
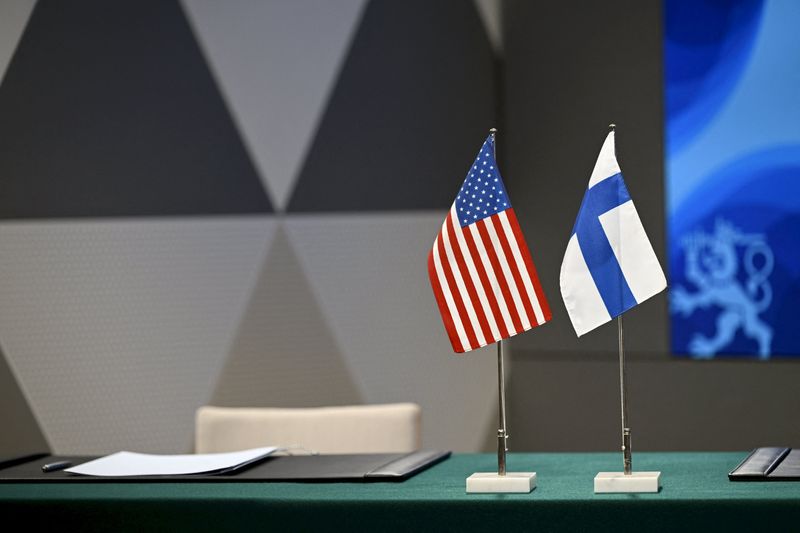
0,0,502,455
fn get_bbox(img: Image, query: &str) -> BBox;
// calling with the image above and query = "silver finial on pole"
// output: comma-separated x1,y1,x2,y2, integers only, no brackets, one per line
618,315,632,475
497,339,508,476
609,123,616,131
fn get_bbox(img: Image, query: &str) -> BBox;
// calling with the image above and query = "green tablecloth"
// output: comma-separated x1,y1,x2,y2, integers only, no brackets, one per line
1,452,798,531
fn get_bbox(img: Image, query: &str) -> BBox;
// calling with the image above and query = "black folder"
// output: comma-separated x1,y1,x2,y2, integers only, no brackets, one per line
0,450,450,483
729,447,800,481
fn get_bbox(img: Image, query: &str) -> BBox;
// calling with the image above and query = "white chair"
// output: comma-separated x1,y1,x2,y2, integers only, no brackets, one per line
195,403,421,454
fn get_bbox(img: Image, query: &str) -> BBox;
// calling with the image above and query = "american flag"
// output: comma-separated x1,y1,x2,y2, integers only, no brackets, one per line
428,134,551,353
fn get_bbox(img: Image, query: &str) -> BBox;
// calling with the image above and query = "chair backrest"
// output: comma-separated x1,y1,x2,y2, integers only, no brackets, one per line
195,403,421,454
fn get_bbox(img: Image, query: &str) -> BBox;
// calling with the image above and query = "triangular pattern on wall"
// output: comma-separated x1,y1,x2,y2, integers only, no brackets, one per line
0,0,36,86
211,224,362,408
0,0,271,219
287,0,496,212
286,213,498,450
0,344,49,455
182,0,367,212
0,217,274,454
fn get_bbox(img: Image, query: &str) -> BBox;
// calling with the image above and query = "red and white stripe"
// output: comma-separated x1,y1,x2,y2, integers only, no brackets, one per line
428,205,551,353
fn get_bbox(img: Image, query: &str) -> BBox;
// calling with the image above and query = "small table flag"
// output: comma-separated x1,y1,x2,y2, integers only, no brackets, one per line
428,133,551,353
560,130,667,337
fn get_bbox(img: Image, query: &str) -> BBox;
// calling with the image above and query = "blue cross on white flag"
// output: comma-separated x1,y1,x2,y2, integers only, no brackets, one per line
560,130,667,336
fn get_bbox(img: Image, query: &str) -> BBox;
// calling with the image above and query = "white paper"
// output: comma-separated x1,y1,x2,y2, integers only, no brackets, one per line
65,446,278,477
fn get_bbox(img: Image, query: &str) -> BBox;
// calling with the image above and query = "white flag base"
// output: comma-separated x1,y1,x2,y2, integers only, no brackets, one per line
466,472,536,493
594,471,660,493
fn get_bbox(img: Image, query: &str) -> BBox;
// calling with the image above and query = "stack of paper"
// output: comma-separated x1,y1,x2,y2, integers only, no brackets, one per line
65,446,278,477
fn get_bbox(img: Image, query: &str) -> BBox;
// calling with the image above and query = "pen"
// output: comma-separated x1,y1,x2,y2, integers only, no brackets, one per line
42,460,72,473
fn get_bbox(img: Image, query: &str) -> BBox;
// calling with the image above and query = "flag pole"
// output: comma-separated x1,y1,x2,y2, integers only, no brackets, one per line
618,315,632,475
497,339,508,476
464,127,536,493
489,126,509,477
609,122,632,475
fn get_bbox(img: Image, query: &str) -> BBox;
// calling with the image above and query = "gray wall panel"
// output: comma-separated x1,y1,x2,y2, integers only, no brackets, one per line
288,0,496,212
0,0,271,218
0,218,272,454
211,224,363,410
286,213,499,451
0,0,502,455
182,0,366,211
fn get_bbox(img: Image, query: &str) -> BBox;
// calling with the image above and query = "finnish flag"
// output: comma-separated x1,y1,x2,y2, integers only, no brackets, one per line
560,131,667,336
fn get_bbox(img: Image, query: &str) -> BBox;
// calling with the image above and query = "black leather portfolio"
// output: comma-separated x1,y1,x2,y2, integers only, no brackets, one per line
0,450,450,483
729,447,800,481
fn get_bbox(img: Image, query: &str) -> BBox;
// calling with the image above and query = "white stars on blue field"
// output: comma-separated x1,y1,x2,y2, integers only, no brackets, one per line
454,136,510,227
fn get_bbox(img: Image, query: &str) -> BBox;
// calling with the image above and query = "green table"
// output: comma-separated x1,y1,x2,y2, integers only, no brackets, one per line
1,453,798,532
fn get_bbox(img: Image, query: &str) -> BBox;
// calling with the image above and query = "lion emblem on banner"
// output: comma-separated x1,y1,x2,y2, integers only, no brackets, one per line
671,218,774,359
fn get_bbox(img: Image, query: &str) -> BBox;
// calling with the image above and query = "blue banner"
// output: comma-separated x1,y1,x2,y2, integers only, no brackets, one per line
665,0,800,358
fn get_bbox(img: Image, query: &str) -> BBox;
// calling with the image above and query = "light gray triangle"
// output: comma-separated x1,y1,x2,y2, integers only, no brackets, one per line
0,0,36,87
181,0,367,212
286,213,498,452
0,216,275,454
211,222,362,408
473,0,503,54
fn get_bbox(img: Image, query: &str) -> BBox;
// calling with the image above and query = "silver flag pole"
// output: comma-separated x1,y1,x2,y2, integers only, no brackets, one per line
497,338,508,476
618,315,632,475
608,122,632,475
489,126,509,477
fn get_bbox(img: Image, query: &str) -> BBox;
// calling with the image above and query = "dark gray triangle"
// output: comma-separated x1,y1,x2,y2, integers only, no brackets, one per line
0,345,49,455
211,225,361,407
0,0,271,218
287,0,496,212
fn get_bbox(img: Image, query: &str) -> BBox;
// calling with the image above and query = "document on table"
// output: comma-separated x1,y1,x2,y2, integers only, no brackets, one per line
65,446,279,477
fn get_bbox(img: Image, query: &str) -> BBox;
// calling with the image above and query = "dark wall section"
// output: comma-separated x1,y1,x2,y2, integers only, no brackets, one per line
503,0,668,357
509,357,800,452
288,0,495,212
503,0,800,452
0,0,271,218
